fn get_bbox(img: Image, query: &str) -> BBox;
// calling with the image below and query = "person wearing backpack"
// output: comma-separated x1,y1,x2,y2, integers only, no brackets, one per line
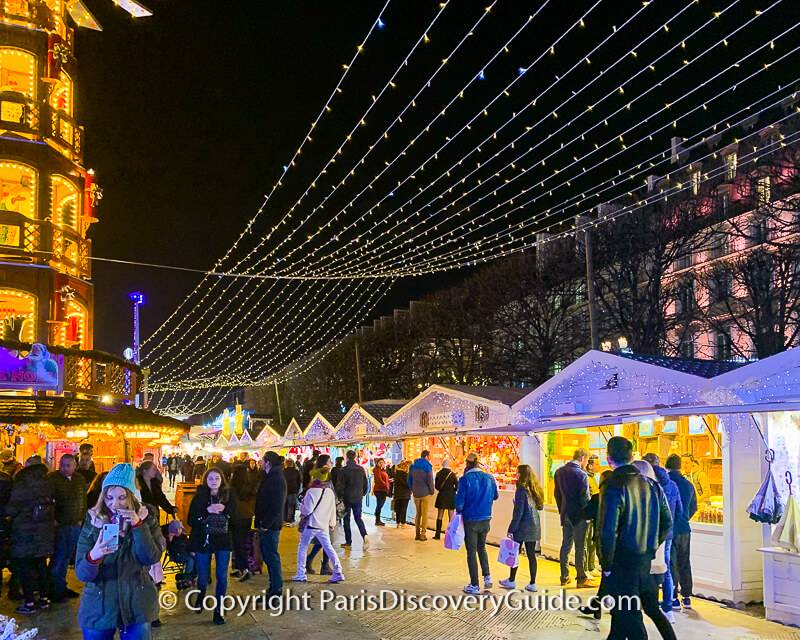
188,468,239,625
6,455,55,614
291,469,344,584
433,460,458,540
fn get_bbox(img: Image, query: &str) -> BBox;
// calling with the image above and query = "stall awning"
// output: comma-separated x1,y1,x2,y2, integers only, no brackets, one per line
0,396,189,430
657,401,800,416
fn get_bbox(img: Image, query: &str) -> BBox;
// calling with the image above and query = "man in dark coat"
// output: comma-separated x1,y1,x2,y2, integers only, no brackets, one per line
74,443,97,487
665,453,698,609
48,453,87,601
6,455,55,613
254,451,287,597
302,450,320,491
598,437,674,640
337,450,368,548
553,448,594,587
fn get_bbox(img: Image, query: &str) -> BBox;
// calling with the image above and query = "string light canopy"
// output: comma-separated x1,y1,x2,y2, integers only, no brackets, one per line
140,0,800,416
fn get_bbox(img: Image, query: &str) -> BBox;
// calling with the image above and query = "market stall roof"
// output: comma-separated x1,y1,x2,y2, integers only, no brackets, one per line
616,352,747,378
303,411,342,443
0,396,189,430
282,418,306,443
382,384,523,439
712,347,800,404
333,400,408,443
512,350,718,428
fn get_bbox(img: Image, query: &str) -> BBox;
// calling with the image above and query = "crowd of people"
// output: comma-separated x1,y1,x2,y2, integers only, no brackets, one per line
0,437,700,640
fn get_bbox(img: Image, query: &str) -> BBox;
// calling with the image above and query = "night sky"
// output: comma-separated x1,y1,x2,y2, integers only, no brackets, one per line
76,0,798,363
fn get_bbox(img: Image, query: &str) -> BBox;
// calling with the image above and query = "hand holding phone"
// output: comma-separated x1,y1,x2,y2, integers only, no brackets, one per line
89,523,119,562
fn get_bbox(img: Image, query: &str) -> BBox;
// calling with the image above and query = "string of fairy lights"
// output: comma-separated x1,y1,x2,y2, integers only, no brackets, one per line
143,0,800,416
142,0,392,350
270,0,757,279
313,15,800,278
143,0,561,367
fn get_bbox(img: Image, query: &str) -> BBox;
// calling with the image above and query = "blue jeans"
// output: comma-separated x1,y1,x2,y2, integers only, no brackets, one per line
51,524,81,598
343,501,367,544
661,542,674,613
259,529,283,596
195,549,230,601
82,623,151,640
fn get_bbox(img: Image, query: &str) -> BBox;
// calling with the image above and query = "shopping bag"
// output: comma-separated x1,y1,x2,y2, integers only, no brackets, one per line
444,513,464,551
498,537,520,568
650,541,667,574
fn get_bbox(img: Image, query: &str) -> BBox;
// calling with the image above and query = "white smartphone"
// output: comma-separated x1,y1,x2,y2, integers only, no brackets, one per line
101,523,119,548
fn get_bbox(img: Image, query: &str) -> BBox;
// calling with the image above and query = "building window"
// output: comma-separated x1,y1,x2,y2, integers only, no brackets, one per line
61,299,88,348
679,336,695,359
574,281,585,305
724,152,737,181
709,272,732,305
0,48,36,100
0,161,37,219
709,229,728,259
748,216,768,246
757,175,771,205
51,175,80,229
548,361,564,376
49,70,73,117
0,288,36,342
676,280,695,314
715,330,733,361
691,170,701,196
675,246,693,271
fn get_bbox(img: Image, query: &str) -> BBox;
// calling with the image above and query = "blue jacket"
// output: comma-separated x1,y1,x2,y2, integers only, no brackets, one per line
455,468,498,522
407,458,434,498
653,465,683,540
668,469,697,535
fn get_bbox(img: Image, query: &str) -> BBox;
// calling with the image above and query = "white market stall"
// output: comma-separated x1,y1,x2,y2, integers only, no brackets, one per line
510,349,762,604
332,400,409,521
382,384,525,543
709,349,800,623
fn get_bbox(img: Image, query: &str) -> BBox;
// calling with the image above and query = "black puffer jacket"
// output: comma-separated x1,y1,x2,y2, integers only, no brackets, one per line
188,486,239,553
598,464,672,570
337,461,368,505
49,470,88,525
7,464,55,558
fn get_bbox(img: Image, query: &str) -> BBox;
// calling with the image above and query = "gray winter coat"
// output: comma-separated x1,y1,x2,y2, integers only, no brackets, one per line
507,487,542,543
75,505,165,630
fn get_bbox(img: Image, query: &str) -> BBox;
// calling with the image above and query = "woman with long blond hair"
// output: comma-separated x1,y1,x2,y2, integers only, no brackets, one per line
75,463,164,639
499,464,544,592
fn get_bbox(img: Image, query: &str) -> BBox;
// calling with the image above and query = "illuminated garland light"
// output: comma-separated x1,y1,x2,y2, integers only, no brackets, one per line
149,277,394,394
286,0,736,279
289,6,795,279
142,0,392,349
275,0,777,280
142,0,497,367
250,0,602,278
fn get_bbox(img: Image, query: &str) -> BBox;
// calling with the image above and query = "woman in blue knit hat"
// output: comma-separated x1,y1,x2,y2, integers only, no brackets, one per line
75,463,165,640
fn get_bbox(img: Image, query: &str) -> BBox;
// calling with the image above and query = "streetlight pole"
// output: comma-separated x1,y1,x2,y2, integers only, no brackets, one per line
354,332,364,404
129,291,145,407
576,216,600,350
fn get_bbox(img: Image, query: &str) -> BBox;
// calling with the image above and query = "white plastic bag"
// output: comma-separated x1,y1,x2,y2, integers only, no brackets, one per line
498,537,520,568
444,513,465,551
650,541,667,575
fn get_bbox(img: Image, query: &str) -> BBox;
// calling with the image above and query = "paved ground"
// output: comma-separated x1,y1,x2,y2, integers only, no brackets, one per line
0,511,798,640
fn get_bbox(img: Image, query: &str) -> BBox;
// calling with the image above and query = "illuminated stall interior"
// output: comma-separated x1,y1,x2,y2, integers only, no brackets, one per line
541,415,723,524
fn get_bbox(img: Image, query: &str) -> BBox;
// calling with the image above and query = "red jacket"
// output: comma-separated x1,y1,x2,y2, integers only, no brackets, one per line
373,467,390,494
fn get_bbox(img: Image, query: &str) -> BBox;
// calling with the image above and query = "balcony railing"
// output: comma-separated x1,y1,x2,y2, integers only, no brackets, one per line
0,210,92,279
0,92,84,161
0,339,140,402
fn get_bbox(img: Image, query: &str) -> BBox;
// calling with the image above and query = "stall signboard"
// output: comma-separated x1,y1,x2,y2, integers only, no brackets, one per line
0,343,63,392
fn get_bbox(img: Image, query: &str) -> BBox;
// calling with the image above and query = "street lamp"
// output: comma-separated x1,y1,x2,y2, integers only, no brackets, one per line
129,291,145,407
